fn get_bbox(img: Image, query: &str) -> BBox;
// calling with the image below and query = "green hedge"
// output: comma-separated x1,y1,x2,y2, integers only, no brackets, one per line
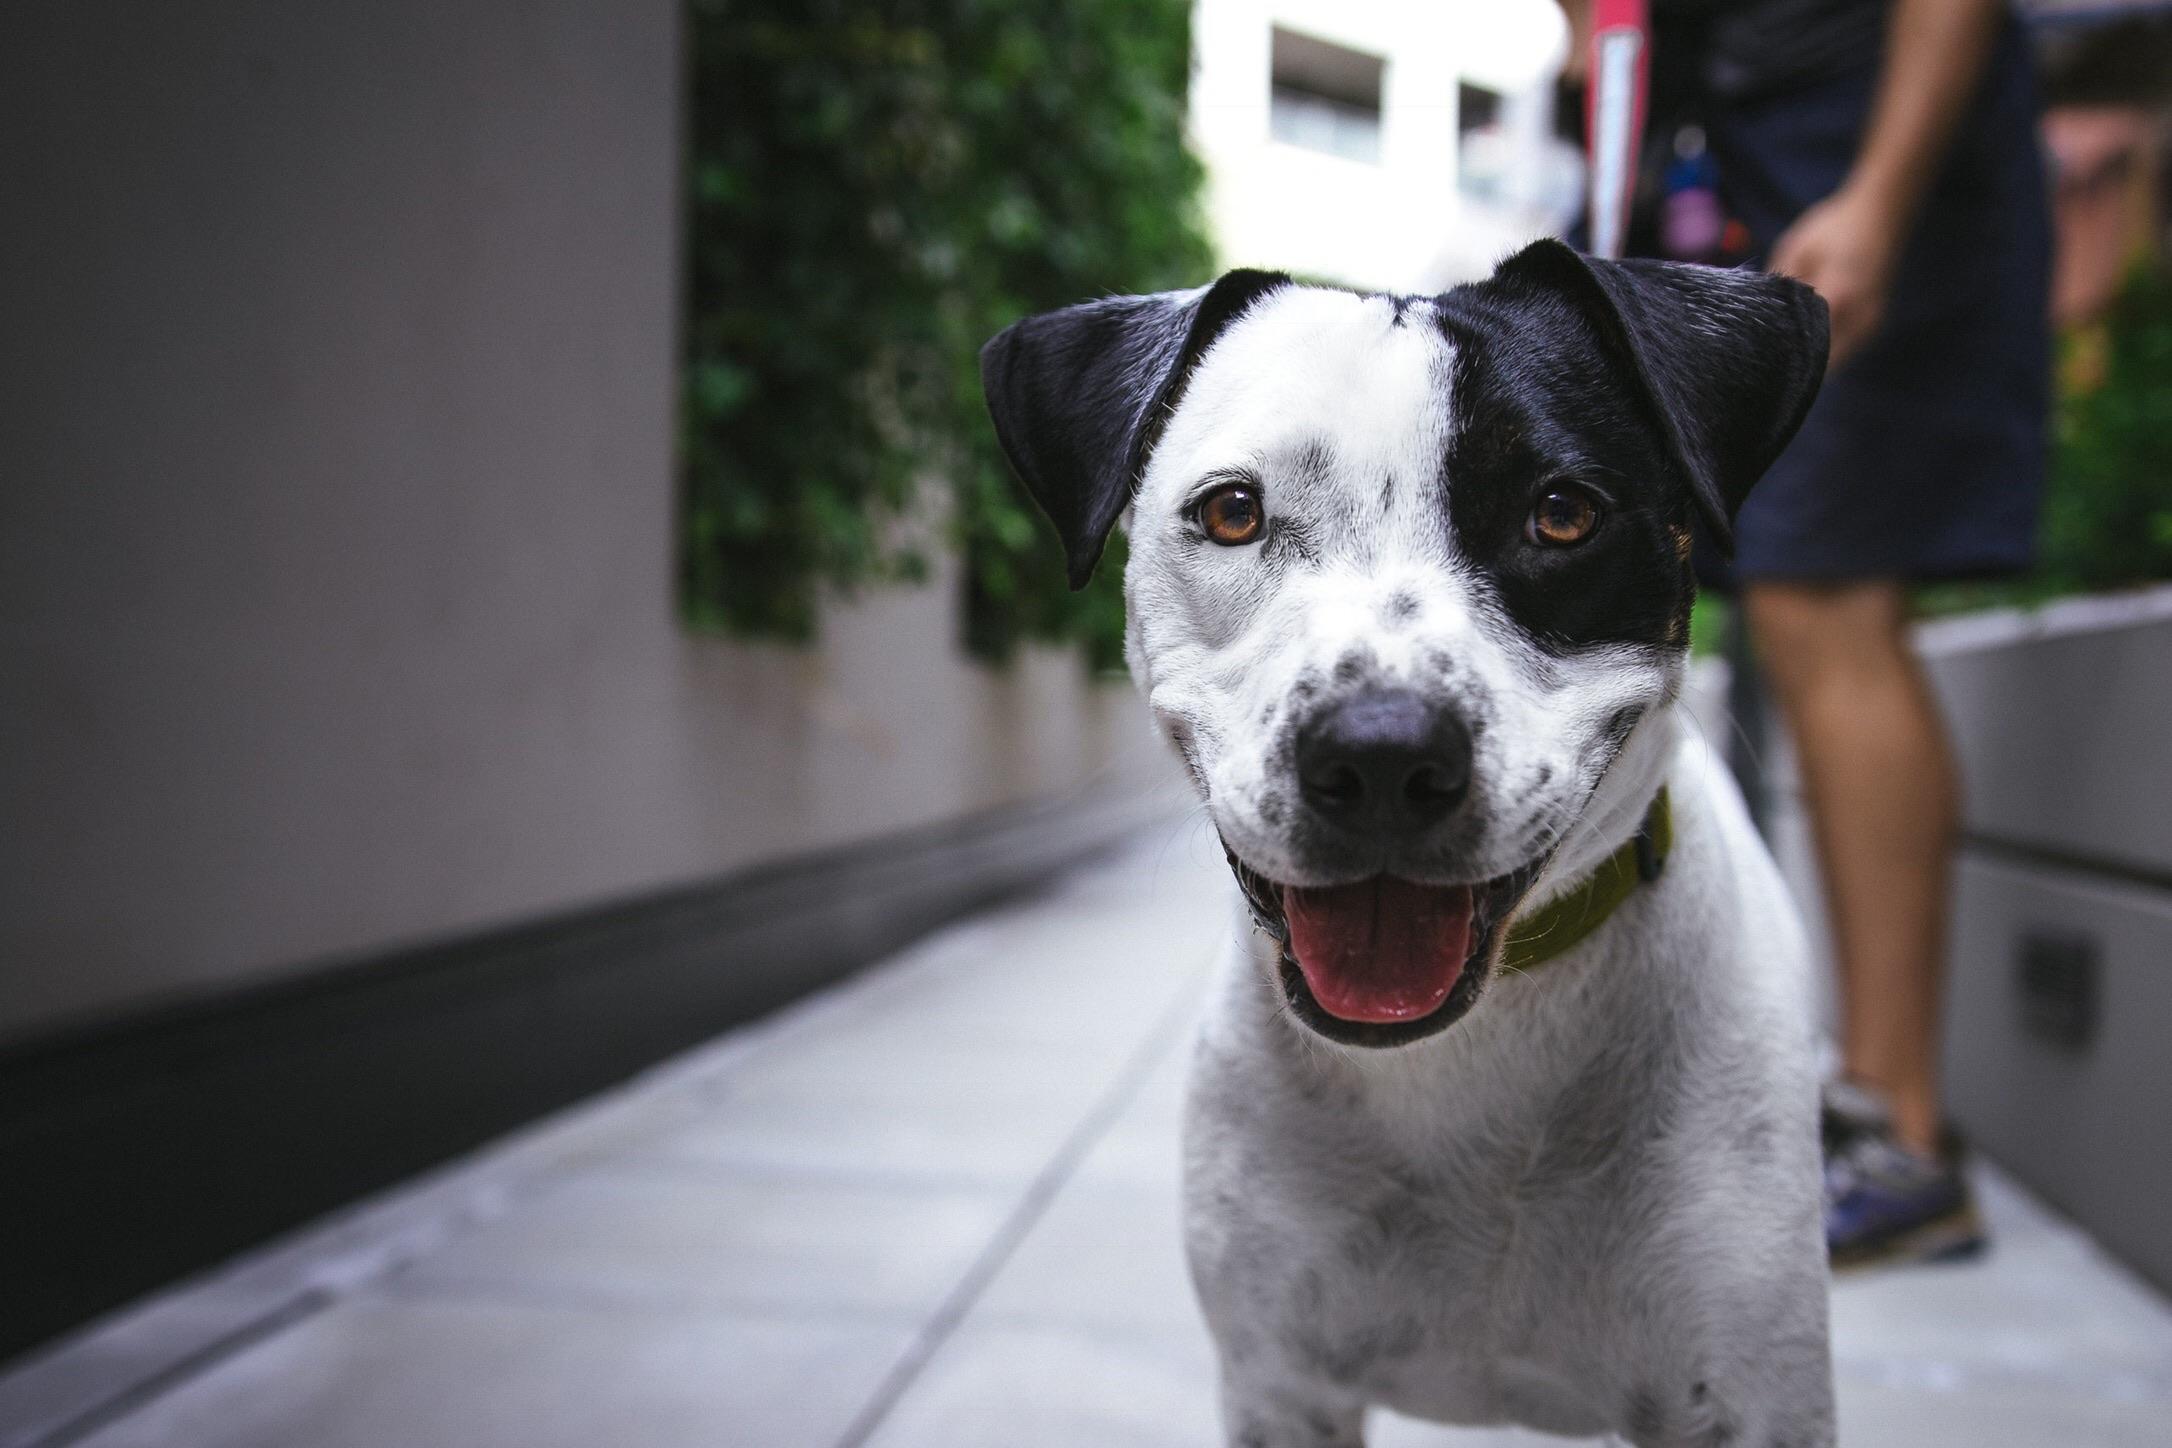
683,0,1213,668
2042,264,2172,592
1918,262,2172,616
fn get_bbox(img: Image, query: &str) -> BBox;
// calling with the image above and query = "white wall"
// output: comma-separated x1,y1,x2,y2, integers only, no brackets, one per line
0,1,1171,1042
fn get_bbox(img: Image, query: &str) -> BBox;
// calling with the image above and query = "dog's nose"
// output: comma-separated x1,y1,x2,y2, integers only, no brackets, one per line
1296,689,1472,834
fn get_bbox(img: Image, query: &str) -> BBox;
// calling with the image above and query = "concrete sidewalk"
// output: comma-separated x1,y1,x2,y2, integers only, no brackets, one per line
6,825,2171,1447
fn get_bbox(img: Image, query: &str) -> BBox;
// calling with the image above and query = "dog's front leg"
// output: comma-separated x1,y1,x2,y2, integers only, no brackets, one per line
1619,1367,1836,1448
1218,1371,1366,1448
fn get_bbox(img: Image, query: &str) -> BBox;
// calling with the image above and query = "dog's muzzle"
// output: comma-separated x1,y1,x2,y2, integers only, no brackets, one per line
1224,686,1549,1049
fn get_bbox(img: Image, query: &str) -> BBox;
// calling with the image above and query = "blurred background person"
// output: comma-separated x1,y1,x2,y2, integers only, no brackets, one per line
1566,0,2053,1269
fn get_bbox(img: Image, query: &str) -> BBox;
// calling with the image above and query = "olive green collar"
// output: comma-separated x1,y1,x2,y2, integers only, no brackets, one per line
1499,788,1672,974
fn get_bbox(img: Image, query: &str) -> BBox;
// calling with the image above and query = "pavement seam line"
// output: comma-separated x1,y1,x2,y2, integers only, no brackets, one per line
828,971,1207,1448
23,1290,334,1448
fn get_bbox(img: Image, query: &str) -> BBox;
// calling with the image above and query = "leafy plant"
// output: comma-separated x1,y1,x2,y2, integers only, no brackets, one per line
2042,263,2172,591
682,0,1212,667
1916,262,2172,617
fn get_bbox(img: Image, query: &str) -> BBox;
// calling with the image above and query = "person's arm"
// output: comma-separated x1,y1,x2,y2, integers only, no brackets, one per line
1771,0,2006,366
1558,0,1595,82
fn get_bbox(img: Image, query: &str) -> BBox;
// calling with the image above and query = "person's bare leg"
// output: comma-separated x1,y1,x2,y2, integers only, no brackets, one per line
1743,580,1958,1157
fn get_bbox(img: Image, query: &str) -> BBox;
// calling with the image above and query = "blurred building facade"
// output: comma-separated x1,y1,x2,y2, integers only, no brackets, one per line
1190,0,1579,290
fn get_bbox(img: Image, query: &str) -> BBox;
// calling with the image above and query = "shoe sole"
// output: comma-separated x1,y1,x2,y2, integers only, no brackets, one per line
1831,1202,1988,1274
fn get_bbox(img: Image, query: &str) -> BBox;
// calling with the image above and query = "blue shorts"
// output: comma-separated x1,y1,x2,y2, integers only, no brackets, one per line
1703,25,2053,584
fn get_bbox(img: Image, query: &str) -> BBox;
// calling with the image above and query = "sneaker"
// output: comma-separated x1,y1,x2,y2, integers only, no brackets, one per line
1821,1080,1987,1271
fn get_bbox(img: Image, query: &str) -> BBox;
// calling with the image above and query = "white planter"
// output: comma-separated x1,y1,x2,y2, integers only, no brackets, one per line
1764,584,2172,1290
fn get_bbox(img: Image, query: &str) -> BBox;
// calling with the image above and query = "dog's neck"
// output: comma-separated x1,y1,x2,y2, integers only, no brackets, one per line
1523,703,1682,913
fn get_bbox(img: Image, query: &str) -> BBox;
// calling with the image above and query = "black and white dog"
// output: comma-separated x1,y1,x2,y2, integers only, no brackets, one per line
981,239,1835,1447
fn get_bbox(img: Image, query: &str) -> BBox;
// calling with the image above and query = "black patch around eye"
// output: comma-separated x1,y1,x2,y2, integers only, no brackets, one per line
1529,486,1599,546
1433,293,1696,652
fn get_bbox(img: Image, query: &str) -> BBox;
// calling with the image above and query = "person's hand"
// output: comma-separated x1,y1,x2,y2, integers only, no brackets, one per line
1767,186,1906,370
1558,1,1594,83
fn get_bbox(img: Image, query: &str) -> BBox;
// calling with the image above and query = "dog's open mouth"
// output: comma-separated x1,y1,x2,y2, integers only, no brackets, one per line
1224,850,1546,1047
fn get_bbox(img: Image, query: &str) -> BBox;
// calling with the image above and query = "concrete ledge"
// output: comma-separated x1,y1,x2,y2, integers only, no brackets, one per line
1915,589,2172,1293
0,781,1180,1365
1923,583,2172,882
1944,852,2172,1293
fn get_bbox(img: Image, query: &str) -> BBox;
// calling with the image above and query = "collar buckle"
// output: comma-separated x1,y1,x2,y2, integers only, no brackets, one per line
1634,825,1664,883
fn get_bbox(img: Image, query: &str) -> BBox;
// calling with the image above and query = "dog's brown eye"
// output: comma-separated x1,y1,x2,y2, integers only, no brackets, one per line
1199,483,1265,546
1528,486,1600,547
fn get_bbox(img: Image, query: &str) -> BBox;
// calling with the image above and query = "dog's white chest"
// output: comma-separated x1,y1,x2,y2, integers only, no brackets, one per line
1203,1118,1636,1436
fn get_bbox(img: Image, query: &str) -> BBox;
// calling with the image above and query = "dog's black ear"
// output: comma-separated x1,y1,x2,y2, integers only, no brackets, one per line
979,270,1291,588
1492,238,1828,553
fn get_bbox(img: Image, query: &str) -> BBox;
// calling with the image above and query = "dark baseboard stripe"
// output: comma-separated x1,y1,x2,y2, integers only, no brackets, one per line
1959,831,2172,897
0,786,1175,1365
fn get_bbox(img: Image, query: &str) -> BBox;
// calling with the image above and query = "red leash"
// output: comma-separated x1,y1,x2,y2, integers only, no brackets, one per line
1584,0,1652,260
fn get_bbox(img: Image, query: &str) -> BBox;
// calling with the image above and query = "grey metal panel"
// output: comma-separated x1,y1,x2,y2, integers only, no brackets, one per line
1943,851,2172,1292
1923,599,2172,881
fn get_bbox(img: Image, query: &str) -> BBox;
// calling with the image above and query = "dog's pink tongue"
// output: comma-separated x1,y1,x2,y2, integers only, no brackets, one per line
1282,878,1474,1024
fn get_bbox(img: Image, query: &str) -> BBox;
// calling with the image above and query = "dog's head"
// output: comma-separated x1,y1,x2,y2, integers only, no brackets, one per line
981,240,1827,1047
